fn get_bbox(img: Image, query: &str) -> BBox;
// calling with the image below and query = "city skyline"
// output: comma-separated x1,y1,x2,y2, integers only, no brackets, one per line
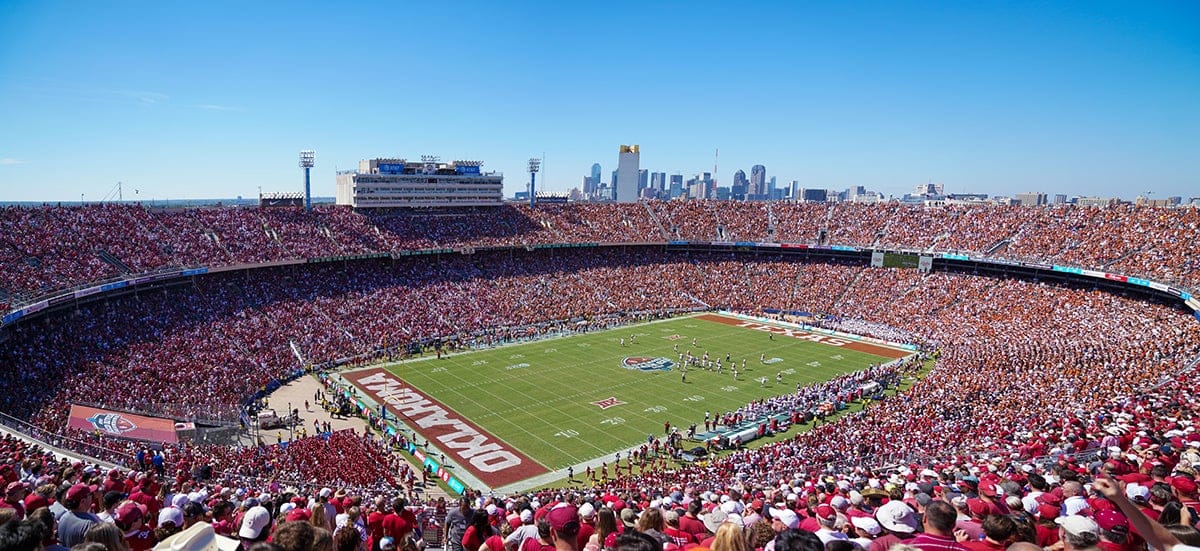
1,2,1197,202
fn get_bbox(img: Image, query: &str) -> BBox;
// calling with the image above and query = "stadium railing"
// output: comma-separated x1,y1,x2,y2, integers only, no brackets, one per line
0,410,131,467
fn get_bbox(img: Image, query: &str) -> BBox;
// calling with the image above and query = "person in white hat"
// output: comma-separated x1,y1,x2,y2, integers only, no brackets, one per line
1055,516,1100,551
238,506,272,547
154,522,240,551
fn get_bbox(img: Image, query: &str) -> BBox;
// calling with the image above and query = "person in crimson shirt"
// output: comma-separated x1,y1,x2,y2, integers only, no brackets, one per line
661,510,694,546
1094,510,1136,551
463,511,497,551
365,496,388,551
5,481,29,520
128,479,161,528
1171,477,1200,510
677,501,707,542
23,484,51,513
113,500,157,551
1034,505,1062,548
103,470,125,494
574,504,596,550
383,497,417,544
909,502,967,551
962,515,1017,551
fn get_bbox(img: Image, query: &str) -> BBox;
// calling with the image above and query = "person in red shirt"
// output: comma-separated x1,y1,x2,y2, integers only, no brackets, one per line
1095,509,1136,551
909,502,967,551
366,496,388,551
114,500,156,551
575,503,596,550
1034,505,1061,548
103,470,125,494
4,482,29,520
962,515,1016,551
128,479,161,528
383,497,416,544
661,510,695,547
465,510,498,551
1171,477,1200,510
677,501,708,542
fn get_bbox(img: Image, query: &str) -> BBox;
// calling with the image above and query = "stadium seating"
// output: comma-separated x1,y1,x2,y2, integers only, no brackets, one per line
1,201,1199,547
2,202,1199,306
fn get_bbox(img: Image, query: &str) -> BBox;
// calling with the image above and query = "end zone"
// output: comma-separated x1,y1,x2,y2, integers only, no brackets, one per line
344,368,550,488
696,313,913,359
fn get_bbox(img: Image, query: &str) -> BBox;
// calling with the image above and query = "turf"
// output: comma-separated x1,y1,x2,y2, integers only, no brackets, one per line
379,314,897,471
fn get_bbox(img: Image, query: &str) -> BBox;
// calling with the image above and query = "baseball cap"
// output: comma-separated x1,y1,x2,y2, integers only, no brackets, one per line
380,537,397,550
978,481,1000,497
5,481,28,493
875,501,918,534
1125,484,1150,503
814,504,836,521
65,483,92,502
850,516,882,536
1172,477,1198,495
548,504,580,533
1036,504,1060,520
966,498,989,518
238,506,271,539
1094,510,1129,536
519,509,533,523
115,501,147,524
579,502,595,519
1055,516,1099,537
160,507,185,527
769,508,799,529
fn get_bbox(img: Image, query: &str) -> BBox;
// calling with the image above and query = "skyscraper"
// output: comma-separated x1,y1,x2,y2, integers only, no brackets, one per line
591,163,602,189
615,145,641,203
650,172,666,191
669,174,684,199
732,170,749,201
638,169,648,193
750,165,767,199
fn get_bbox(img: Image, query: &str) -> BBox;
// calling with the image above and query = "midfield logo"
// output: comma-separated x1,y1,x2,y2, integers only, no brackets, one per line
621,356,674,372
591,397,626,410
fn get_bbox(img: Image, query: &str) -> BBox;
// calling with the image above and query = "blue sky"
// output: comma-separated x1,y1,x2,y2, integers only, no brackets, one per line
0,1,1197,202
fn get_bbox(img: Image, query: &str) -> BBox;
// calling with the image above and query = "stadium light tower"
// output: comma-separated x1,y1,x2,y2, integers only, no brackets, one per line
527,157,541,208
299,150,315,213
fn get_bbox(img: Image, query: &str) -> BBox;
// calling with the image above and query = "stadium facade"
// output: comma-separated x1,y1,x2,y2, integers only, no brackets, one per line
335,157,503,208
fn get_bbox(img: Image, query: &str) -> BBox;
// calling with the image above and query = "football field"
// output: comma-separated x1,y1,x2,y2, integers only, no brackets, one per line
346,313,909,488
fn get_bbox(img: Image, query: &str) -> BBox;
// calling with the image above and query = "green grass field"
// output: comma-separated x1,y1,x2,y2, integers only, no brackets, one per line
379,313,899,472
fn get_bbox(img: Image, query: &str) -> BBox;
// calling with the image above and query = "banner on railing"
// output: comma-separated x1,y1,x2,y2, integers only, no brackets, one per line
67,405,179,444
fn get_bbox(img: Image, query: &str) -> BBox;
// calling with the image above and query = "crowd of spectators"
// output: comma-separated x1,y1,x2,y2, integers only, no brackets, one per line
1,245,1198,490
2,203,1200,551
3,202,1199,311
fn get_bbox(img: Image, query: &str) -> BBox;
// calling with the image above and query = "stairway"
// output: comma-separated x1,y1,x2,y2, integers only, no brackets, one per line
95,249,133,274
642,202,670,240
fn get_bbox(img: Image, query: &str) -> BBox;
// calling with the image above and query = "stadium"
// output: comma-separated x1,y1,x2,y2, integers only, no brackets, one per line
1,199,1199,548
